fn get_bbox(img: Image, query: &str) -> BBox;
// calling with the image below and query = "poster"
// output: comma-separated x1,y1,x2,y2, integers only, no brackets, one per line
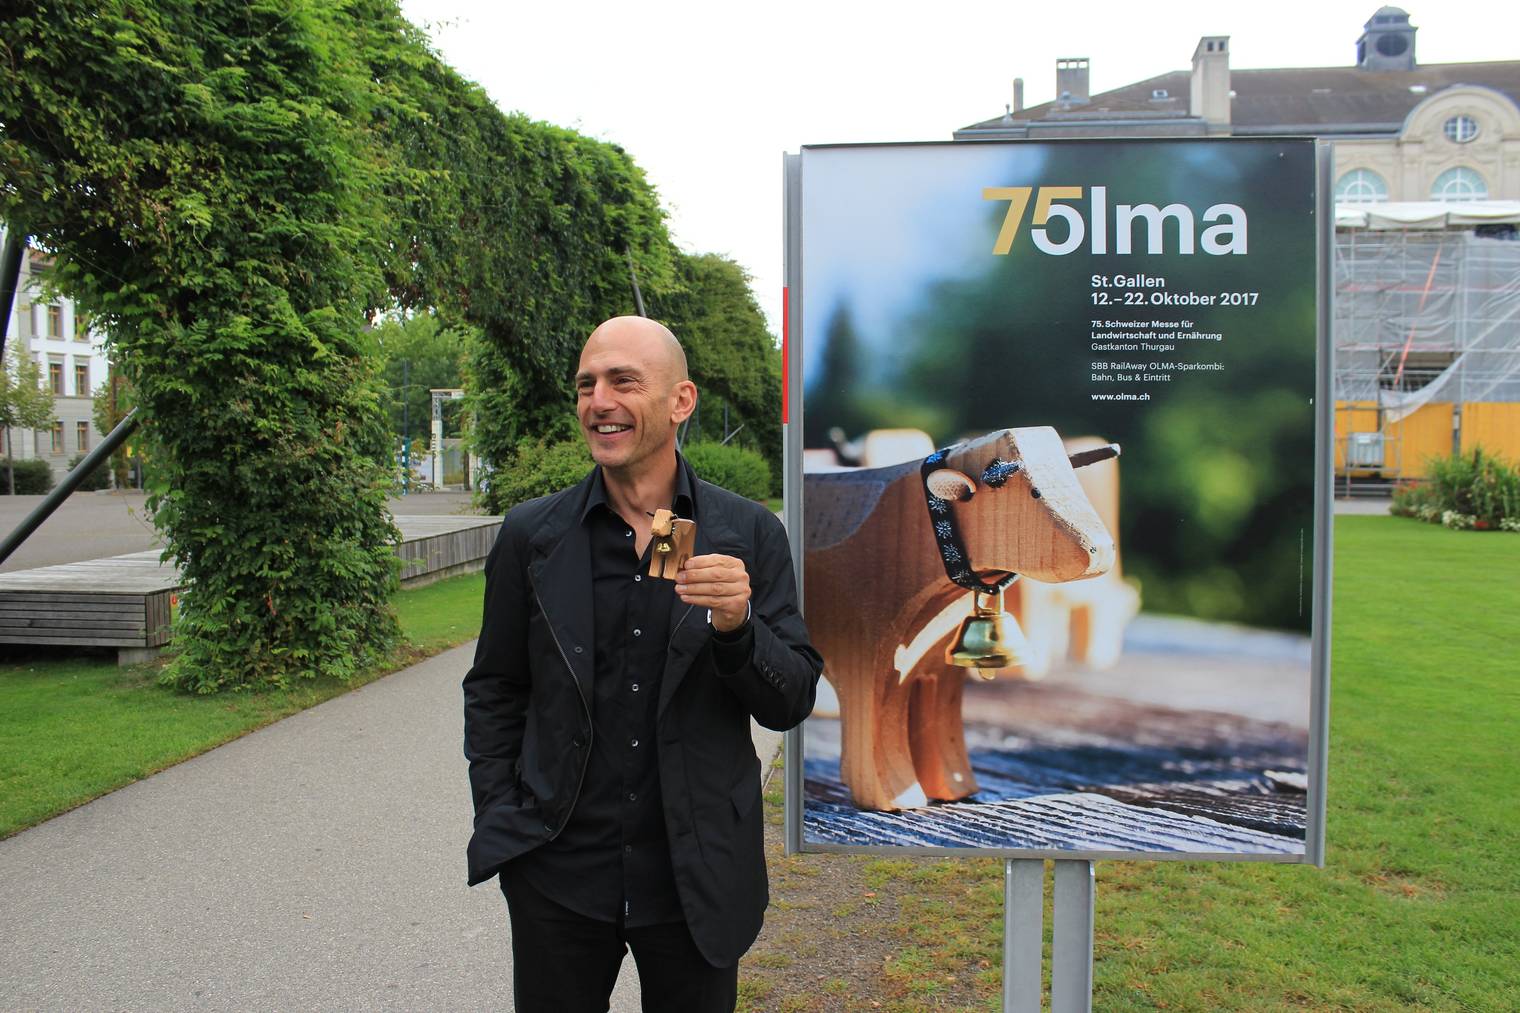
785,139,1329,862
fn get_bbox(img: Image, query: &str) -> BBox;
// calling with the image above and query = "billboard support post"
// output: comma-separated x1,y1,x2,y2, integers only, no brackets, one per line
1002,860,1093,1012
1051,861,1095,1012
1002,860,1043,1012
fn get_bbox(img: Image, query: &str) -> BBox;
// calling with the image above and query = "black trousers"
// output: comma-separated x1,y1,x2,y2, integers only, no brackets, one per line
499,866,737,1013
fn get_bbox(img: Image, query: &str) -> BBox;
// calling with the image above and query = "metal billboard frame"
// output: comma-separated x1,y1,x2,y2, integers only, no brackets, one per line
782,138,1332,870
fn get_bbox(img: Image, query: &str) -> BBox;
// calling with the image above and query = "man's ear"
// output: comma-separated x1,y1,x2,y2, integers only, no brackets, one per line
670,380,698,424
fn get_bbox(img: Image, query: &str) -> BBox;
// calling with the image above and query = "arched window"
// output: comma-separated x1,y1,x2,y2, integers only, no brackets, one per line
1335,168,1389,204
1443,115,1479,144
1431,167,1488,202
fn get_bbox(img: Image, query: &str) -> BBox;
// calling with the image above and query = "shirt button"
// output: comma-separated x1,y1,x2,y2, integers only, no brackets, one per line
573,645,583,654
625,530,632,538
630,738,639,748
628,792,637,802
633,628,642,637
631,683,640,692
634,575,642,582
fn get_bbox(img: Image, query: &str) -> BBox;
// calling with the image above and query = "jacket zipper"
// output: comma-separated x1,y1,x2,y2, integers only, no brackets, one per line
528,570,593,844
668,603,696,651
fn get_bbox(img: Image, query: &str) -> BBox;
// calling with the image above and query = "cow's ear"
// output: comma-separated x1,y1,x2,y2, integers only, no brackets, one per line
927,468,976,501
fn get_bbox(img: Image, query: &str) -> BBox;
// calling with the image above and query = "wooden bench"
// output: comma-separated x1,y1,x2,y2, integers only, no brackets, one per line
0,515,501,664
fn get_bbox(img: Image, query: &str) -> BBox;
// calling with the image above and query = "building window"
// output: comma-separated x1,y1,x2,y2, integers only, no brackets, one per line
1334,168,1389,204
74,361,89,396
48,360,64,395
74,312,90,342
77,421,90,452
1443,115,1479,144
50,421,63,455
1431,167,1488,202
47,304,63,338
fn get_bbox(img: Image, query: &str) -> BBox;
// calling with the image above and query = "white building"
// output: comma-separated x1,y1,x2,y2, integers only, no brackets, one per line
954,7,1520,211
1,225,114,482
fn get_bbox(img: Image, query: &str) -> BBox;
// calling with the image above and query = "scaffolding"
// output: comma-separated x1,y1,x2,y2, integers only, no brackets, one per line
1333,230,1520,481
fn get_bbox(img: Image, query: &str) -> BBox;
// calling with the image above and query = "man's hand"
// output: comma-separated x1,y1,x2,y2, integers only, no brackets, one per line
675,554,752,632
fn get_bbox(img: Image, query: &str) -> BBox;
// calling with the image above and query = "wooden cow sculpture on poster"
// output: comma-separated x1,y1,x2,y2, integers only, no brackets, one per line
804,427,1118,811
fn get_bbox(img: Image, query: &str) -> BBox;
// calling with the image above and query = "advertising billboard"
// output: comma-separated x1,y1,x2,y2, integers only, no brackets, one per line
785,139,1330,862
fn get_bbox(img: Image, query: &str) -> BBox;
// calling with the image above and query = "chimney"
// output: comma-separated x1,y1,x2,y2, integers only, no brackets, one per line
1357,7,1417,71
1190,36,1231,128
1055,58,1089,105
1013,77,1024,113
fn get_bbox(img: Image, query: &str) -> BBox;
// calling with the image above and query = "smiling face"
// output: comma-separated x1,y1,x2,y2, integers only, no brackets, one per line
574,317,697,477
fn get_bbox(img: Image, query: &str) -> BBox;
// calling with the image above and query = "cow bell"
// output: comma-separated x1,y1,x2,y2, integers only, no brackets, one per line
946,588,1029,675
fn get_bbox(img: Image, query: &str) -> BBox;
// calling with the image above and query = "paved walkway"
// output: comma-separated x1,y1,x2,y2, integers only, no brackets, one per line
0,490,479,573
1332,496,1393,515
0,642,780,1010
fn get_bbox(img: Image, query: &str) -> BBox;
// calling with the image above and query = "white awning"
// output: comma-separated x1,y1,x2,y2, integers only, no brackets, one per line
1336,200,1520,230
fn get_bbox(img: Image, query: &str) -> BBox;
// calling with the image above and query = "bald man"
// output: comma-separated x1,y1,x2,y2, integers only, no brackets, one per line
463,317,823,1012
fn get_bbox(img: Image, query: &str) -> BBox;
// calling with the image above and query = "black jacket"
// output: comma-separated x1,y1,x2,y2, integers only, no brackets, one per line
463,456,822,966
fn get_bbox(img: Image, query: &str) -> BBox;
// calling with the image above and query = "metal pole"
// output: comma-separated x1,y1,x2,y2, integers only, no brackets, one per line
0,229,25,363
1050,860,1095,1013
1003,859,1043,1013
0,407,140,567
401,359,410,494
431,391,444,491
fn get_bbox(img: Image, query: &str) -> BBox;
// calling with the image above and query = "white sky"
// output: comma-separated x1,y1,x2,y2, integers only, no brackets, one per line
398,1,1520,333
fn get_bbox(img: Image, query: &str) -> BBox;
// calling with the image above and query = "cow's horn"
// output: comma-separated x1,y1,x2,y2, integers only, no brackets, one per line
1068,443,1120,469
926,468,976,501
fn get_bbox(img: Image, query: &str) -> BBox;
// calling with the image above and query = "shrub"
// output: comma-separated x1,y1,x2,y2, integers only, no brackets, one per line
0,458,54,495
67,452,111,492
488,436,593,510
1424,447,1520,529
683,441,771,500
1389,480,1440,519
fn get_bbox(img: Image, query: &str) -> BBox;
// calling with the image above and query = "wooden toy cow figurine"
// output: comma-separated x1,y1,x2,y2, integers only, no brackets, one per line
804,427,1117,811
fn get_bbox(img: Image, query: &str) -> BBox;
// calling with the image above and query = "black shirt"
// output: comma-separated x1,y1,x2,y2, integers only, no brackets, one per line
515,465,742,927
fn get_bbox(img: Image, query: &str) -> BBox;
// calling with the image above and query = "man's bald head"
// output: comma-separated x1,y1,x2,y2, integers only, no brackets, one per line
582,315,688,389
575,316,698,476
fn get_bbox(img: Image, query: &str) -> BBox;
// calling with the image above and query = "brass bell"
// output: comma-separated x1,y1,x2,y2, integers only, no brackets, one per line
946,588,1030,674
654,538,673,554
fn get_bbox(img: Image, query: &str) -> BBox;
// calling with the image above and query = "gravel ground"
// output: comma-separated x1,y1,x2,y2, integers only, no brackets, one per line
740,780,1001,1012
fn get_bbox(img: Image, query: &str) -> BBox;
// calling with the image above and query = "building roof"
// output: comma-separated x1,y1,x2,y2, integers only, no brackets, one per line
957,60,1520,138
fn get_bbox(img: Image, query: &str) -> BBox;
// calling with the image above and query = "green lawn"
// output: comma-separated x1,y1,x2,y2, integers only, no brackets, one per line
747,515,1519,1011
0,571,484,839
1084,516,1518,1011
6,518,1517,1009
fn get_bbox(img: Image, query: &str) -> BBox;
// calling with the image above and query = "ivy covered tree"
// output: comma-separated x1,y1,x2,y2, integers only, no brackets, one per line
362,39,678,509
1,2,401,690
654,253,783,489
0,0,785,682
